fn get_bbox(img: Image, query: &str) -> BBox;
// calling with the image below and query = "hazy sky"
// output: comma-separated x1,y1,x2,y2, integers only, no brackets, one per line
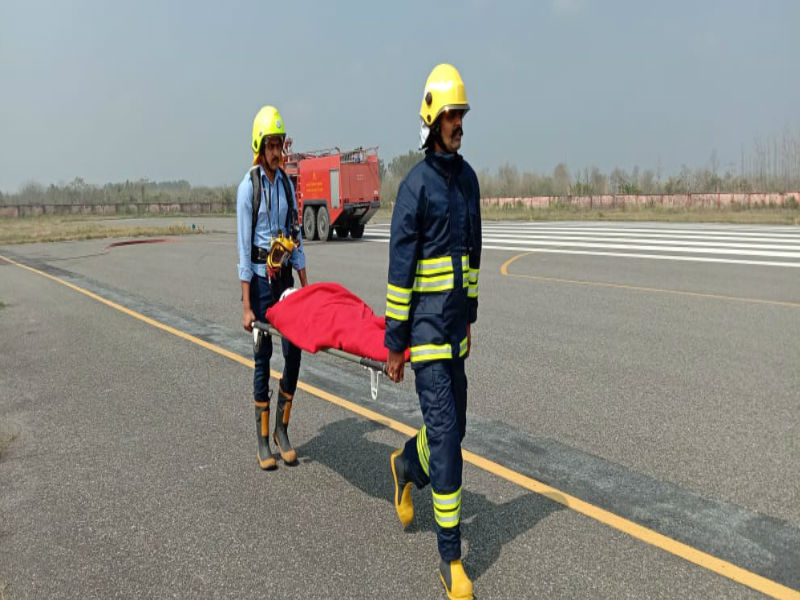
1,0,798,192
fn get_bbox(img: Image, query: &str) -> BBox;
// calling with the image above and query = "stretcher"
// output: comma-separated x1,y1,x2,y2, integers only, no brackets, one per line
249,282,406,400
251,320,387,399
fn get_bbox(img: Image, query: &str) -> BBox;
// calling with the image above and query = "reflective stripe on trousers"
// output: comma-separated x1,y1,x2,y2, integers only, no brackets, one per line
401,358,468,561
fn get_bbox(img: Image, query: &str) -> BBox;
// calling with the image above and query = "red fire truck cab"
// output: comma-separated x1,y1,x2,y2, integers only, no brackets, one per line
283,145,381,241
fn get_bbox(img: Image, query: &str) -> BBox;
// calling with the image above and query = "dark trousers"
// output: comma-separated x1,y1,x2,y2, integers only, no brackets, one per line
402,358,468,561
250,274,302,401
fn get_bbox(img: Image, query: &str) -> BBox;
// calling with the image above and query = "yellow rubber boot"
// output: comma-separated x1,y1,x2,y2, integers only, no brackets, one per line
273,385,297,464
390,449,414,527
254,401,277,470
439,559,473,600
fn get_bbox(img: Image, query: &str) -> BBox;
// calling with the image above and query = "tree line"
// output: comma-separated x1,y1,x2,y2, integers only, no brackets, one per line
379,127,800,201
4,127,799,207
1,178,235,207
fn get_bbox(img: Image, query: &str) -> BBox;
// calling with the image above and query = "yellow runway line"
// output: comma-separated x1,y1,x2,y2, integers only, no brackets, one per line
4,252,798,600
1,254,252,368
500,252,800,309
500,252,530,275
463,449,800,600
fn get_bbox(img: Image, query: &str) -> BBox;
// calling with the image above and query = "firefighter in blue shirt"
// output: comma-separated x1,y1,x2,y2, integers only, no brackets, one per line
385,64,481,600
237,105,308,471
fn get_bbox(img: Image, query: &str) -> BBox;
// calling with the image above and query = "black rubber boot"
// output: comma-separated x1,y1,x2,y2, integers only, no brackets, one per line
254,399,277,470
390,449,414,527
439,559,473,600
273,384,297,464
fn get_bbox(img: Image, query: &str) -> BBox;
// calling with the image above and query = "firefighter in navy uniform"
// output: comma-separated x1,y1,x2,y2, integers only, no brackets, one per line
385,64,481,600
237,105,308,470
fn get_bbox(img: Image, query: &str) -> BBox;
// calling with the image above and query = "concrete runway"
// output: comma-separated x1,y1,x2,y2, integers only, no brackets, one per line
1,218,798,599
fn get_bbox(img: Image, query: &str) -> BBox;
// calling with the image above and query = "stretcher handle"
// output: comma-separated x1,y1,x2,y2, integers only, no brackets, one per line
251,320,387,374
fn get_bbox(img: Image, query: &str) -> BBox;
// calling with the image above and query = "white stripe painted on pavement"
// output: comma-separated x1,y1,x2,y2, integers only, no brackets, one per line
369,222,800,235
364,230,800,259
362,236,800,268
480,244,800,268
474,233,800,252
486,222,800,232
364,236,800,268
480,226,800,241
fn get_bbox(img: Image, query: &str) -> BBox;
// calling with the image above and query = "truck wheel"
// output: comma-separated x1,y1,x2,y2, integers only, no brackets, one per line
317,207,332,241
335,225,349,239
350,223,365,239
303,206,317,240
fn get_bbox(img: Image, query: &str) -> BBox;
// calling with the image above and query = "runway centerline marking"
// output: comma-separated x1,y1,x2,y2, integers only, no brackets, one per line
2,252,797,600
499,252,800,310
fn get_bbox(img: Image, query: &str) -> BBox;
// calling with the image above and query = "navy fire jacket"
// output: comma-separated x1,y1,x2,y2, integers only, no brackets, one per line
384,150,482,367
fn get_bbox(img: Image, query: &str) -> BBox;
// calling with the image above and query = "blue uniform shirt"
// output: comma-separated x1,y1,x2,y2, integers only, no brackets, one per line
236,166,306,281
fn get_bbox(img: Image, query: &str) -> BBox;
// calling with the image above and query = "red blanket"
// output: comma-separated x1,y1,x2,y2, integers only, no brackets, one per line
265,282,408,362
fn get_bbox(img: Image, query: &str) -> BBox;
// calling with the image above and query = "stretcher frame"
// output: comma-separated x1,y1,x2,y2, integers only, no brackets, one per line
251,320,387,400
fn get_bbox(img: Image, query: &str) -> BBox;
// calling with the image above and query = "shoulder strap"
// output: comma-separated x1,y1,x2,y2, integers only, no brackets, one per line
249,166,261,247
277,167,296,231
251,166,296,242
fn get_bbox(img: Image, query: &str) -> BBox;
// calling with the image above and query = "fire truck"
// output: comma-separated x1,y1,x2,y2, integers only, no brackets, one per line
283,143,381,241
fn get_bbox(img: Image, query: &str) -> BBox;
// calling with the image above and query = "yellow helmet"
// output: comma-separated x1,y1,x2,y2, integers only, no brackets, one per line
251,105,286,155
419,63,470,126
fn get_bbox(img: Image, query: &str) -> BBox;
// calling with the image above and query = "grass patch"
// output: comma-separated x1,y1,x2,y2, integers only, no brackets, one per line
0,216,206,245
372,203,800,225
98,209,235,219
480,205,800,224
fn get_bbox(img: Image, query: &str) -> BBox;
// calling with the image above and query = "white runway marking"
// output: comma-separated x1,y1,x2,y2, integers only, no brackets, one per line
364,222,800,268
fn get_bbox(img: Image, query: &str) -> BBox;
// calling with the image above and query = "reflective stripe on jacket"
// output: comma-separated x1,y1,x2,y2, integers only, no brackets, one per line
384,151,482,366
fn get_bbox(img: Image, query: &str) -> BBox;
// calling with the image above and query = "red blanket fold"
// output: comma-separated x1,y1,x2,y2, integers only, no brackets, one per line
265,282,408,362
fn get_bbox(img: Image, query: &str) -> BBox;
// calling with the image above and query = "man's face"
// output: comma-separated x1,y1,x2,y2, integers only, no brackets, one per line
439,109,464,153
262,136,283,172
